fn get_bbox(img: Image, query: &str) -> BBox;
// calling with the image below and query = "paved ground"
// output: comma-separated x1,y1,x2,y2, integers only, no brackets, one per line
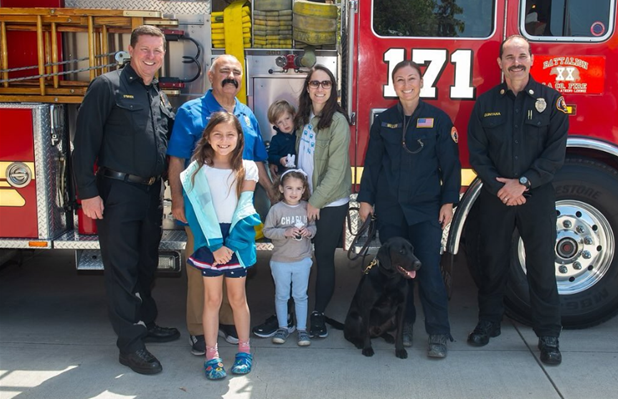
0,249,617,399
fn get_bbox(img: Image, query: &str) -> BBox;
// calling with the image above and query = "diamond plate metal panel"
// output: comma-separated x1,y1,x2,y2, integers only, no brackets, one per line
76,248,182,271
32,105,68,240
54,231,101,249
76,249,105,269
159,229,187,251
54,229,187,250
65,0,210,14
0,239,52,249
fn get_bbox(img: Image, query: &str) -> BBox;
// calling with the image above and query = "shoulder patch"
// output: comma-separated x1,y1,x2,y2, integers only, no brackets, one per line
451,127,459,144
556,96,569,114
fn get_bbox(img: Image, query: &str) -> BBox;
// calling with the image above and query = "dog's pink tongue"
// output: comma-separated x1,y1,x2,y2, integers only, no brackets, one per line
407,270,416,279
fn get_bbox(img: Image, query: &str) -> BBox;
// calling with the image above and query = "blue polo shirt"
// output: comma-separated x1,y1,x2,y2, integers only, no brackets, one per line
167,89,267,165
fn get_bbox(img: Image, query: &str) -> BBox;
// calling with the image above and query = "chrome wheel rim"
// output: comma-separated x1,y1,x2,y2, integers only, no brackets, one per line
517,200,614,295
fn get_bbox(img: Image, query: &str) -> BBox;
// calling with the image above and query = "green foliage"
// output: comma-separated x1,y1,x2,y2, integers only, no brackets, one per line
373,0,465,37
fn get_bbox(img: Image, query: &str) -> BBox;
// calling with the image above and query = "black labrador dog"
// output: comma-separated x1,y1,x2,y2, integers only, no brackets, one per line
329,237,421,359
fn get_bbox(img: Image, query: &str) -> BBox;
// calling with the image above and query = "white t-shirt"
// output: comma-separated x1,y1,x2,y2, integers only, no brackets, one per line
202,160,258,223
297,118,316,194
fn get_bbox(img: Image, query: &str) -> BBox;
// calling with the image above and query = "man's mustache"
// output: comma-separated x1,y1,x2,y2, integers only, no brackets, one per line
509,66,526,72
222,78,239,88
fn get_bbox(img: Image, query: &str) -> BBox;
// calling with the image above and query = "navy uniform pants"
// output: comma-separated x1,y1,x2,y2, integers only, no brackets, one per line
377,205,451,336
96,176,163,354
477,183,561,337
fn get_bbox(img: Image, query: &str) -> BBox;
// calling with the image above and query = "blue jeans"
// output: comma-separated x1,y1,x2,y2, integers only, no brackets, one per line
270,258,312,331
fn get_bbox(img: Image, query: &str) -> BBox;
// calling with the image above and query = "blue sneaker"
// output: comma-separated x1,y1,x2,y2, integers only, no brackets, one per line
231,352,253,375
204,358,226,380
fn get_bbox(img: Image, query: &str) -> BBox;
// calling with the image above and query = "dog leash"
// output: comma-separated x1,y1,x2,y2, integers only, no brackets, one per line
362,258,378,274
346,207,377,263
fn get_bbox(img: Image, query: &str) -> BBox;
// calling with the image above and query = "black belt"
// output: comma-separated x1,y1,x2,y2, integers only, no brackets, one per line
99,167,159,186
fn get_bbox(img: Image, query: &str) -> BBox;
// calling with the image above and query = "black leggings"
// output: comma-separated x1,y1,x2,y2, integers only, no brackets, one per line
313,203,349,313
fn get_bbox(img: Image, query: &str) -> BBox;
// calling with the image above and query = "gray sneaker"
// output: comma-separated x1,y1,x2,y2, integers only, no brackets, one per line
297,330,311,346
403,323,413,347
428,334,448,358
272,328,290,344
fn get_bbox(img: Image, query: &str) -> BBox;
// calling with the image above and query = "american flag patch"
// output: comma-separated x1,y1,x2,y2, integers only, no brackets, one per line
416,118,434,128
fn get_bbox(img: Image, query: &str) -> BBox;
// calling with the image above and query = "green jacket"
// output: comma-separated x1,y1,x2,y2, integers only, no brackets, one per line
296,112,352,209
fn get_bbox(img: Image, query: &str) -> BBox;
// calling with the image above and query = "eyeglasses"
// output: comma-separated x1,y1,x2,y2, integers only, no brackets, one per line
308,80,333,89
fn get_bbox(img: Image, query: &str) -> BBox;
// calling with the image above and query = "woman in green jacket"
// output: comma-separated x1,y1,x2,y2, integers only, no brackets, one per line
294,64,352,338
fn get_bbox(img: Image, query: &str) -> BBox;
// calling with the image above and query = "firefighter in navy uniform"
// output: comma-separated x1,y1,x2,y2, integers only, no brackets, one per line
358,60,461,359
72,26,179,375
467,35,568,365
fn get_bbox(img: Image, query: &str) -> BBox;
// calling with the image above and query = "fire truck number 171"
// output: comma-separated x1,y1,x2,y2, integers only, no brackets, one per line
383,48,475,100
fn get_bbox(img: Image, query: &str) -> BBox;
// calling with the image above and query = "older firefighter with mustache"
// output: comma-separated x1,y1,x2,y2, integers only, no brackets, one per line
467,35,569,365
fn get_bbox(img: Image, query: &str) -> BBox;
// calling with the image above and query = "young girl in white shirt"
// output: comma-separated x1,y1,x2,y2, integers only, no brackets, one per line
181,112,261,380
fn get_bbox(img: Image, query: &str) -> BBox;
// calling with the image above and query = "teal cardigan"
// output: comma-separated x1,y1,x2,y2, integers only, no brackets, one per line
181,160,261,268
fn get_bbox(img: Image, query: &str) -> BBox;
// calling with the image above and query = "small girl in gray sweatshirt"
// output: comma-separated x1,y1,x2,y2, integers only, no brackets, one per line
263,169,316,346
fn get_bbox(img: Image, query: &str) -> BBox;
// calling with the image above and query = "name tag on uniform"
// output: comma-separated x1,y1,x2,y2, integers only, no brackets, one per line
123,94,134,99
416,118,434,128
381,122,402,128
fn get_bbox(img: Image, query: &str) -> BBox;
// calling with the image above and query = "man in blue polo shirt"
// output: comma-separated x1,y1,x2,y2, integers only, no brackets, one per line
167,54,272,356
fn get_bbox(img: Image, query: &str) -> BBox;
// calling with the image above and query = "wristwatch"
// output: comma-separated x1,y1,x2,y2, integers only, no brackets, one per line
519,176,531,188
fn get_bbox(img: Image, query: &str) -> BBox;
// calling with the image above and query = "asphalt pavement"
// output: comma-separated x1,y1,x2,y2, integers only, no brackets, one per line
0,249,617,399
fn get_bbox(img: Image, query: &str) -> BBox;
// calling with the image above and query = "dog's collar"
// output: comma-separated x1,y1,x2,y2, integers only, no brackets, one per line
363,258,378,274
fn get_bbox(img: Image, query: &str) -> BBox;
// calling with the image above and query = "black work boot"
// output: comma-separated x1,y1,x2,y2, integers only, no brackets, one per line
467,320,501,347
143,324,180,343
538,336,562,365
119,348,162,375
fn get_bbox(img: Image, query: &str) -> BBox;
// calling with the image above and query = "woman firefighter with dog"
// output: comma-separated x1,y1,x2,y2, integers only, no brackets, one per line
357,60,461,358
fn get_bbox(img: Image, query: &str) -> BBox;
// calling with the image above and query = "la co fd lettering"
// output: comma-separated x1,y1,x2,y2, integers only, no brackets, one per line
383,48,476,100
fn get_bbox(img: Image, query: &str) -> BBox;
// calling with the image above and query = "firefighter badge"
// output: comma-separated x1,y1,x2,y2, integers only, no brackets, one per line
535,98,547,113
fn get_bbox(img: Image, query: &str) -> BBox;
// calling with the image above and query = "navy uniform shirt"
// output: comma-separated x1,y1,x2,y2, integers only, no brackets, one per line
468,76,569,196
358,101,461,225
73,64,174,199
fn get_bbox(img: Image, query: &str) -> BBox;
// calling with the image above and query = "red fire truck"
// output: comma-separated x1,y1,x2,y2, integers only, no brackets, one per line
1,0,617,329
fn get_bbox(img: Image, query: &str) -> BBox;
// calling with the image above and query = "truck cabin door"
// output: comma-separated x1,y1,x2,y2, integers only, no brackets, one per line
354,0,506,173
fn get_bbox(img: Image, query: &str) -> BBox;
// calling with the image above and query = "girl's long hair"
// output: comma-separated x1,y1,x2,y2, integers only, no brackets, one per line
294,64,349,131
273,170,310,203
191,112,246,198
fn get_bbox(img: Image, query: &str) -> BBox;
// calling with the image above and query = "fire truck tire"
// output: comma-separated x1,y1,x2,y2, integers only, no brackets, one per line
293,0,338,19
464,157,618,329
293,14,337,32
